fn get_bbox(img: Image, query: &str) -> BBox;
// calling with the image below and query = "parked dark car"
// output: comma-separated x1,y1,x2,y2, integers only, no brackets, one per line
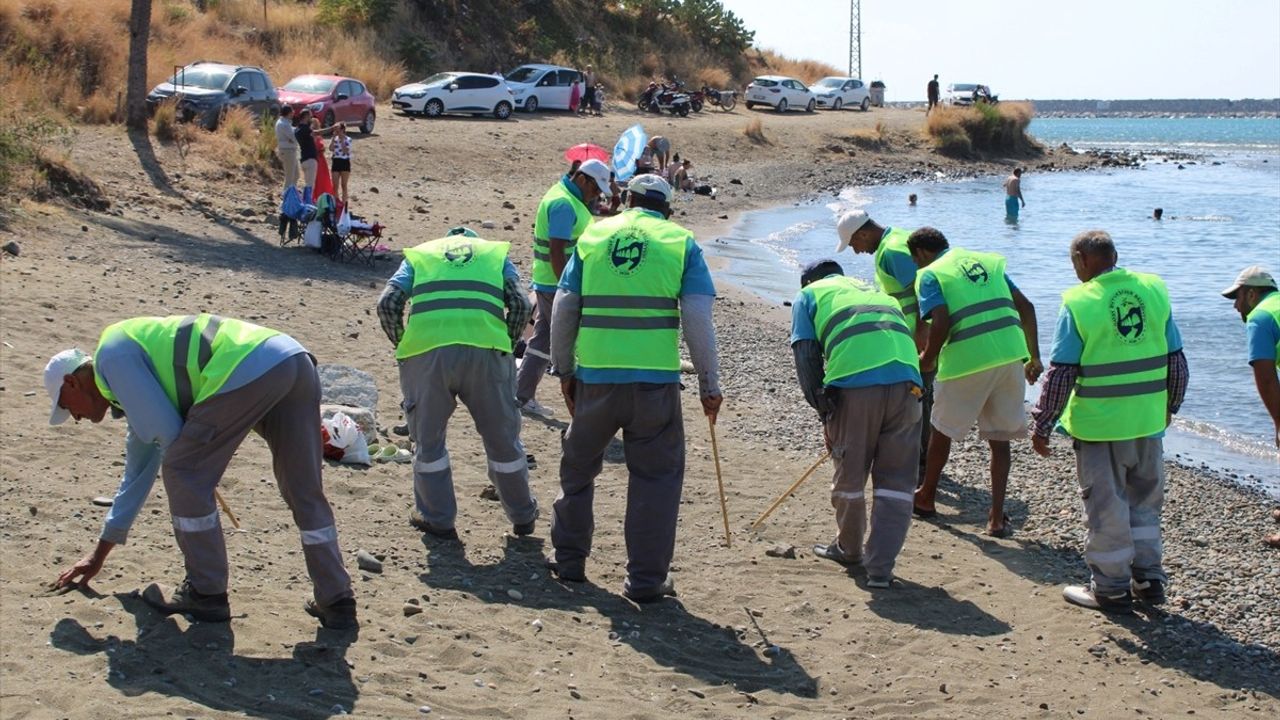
146,61,279,130
277,74,377,133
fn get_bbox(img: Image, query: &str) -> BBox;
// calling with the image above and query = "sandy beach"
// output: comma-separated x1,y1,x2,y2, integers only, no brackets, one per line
1,105,1277,718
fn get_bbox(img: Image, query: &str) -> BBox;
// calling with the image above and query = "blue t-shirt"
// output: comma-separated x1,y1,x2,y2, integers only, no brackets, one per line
877,228,919,290
917,249,1018,318
1246,291,1279,364
789,276,922,389
534,176,586,293
560,209,715,384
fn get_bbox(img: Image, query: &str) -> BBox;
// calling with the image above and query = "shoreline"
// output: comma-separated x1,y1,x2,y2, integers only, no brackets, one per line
2,106,1278,718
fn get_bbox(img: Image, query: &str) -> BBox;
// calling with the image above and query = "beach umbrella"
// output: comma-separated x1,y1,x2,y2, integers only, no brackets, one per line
612,124,647,181
563,143,610,164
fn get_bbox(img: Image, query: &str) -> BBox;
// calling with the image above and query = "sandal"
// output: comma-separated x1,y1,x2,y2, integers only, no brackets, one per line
987,513,1013,538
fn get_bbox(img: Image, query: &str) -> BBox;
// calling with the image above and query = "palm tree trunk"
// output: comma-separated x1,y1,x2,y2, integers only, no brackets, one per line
125,0,153,130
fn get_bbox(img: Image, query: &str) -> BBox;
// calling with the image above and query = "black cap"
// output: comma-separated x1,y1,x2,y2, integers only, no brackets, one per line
800,259,843,288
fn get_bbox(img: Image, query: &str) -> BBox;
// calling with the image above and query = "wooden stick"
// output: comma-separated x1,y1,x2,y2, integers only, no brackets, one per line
707,418,731,548
214,489,241,530
750,451,831,531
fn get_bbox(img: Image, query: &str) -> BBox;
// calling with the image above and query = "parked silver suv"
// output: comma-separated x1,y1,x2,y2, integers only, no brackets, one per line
146,61,280,130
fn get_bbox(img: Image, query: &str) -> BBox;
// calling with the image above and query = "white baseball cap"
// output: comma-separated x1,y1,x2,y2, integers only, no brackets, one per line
627,173,674,203
44,348,92,425
1221,265,1277,298
835,210,870,252
575,159,612,195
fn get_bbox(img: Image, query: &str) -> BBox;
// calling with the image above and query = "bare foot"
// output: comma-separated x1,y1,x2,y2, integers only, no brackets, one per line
1265,532,1280,549
1271,508,1280,522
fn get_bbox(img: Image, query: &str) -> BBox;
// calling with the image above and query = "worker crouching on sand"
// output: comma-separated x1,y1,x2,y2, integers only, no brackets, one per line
791,259,922,589
1031,231,1188,613
47,315,356,629
908,227,1042,538
547,174,722,603
377,227,539,541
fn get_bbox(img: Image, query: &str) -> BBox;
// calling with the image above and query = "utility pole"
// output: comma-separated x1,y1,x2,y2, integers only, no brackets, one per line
849,0,861,78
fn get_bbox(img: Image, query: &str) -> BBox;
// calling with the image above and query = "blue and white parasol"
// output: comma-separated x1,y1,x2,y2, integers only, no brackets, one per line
612,124,648,182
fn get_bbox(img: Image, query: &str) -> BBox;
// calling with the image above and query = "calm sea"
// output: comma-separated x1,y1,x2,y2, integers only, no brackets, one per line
709,116,1280,495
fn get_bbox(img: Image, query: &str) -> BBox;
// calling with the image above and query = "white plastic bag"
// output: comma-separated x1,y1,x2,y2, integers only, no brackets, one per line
322,411,371,465
337,209,352,236
303,220,322,249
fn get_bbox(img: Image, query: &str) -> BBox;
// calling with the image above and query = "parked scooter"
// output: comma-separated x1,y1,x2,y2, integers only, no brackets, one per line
637,82,691,117
700,85,737,112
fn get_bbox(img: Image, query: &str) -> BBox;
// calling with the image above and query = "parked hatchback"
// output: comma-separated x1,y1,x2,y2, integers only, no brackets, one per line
146,61,278,130
745,76,815,113
808,76,871,111
392,72,515,119
503,64,583,113
278,75,377,134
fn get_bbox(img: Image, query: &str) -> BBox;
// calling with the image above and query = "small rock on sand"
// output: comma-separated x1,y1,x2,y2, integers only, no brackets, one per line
507,589,523,600
92,496,114,507
765,544,796,559
356,550,383,573
403,603,423,617
2,241,19,257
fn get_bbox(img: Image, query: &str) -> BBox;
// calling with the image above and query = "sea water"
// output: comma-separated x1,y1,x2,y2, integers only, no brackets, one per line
709,116,1280,496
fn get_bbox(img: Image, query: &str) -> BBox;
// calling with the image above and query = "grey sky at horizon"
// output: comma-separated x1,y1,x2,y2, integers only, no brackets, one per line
719,0,1280,101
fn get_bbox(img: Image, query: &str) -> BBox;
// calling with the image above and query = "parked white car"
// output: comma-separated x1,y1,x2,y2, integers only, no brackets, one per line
808,76,871,111
392,72,515,119
503,64,583,113
745,75,816,113
945,83,992,106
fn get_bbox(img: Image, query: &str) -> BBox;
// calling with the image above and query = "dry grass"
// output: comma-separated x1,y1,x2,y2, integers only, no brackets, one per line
742,117,770,145
924,102,1037,157
750,48,842,84
691,66,732,90
78,93,119,124
151,99,180,143
845,120,888,149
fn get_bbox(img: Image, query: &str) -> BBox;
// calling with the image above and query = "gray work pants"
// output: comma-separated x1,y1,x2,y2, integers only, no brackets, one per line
399,346,538,529
1074,437,1165,593
515,291,554,404
828,382,922,578
161,353,353,606
551,381,684,596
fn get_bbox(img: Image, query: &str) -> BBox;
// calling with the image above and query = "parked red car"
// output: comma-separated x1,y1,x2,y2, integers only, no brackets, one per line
277,74,377,133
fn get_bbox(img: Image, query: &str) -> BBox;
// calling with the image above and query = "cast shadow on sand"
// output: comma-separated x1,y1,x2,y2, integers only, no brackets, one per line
932,484,1280,699
50,591,357,720
418,535,819,698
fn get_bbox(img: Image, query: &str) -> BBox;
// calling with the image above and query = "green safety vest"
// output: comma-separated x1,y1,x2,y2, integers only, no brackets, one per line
1059,269,1171,441
1248,291,1280,368
532,179,592,288
396,236,512,359
803,275,919,385
918,248,1027,381
576,209,688,372
93,315,279,417
872,227,920,333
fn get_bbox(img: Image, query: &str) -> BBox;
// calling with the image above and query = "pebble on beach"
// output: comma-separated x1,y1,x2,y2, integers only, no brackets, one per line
356,550,383,573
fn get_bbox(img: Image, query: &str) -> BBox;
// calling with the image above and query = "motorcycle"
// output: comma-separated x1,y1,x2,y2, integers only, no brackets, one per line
699,85,737,112
637,82,691,117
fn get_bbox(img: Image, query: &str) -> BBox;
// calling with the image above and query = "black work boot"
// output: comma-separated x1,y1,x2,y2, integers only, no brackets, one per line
142,579,231,623
305,597,359,630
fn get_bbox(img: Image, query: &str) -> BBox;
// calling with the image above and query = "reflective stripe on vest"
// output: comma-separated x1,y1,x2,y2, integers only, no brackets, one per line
872,227,920,332
575,210,688,372
918,248,1027,381
804,275,919,385
531,179,592,287
93,315,279,416
1059,269,1171,441
1247,291,1280,368
396,237,512,359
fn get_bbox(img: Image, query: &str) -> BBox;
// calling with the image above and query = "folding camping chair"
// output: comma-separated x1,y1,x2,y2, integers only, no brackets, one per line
337,214,386,266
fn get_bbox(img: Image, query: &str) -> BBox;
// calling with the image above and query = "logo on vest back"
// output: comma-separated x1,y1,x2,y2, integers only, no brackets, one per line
443,240,474,267
608,230,647,276
960,259,989,285
1110,289,1146,344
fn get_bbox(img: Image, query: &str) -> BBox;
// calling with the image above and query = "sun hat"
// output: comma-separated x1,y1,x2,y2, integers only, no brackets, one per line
835,210,870,252
575,159,613,195
627,173,674,203
1221,265,1277,298
44,348,92,425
